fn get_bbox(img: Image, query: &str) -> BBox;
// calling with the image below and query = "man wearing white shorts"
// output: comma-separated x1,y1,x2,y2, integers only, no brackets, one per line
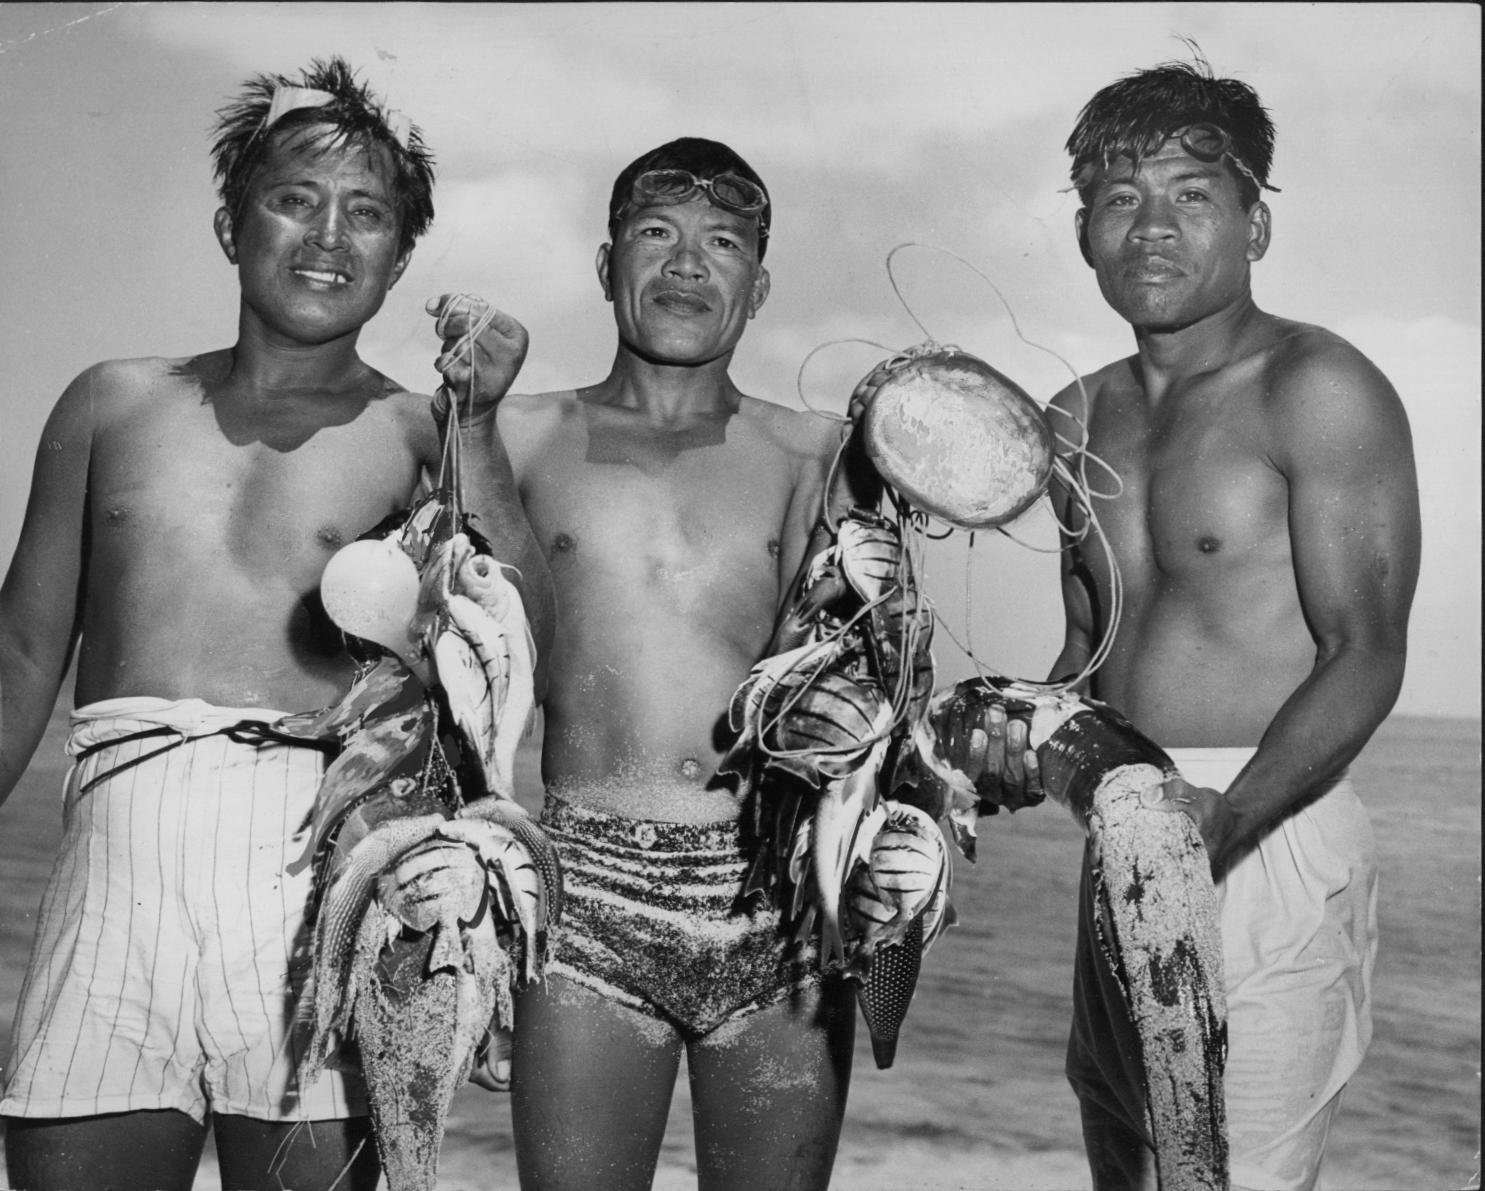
0,59,551,1191
3,701,363,1126
1045,54,1419,1191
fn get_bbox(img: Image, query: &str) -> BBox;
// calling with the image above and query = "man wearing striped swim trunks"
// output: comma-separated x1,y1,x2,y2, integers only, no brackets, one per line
0,58,552,1191
439,137,878,1191
1042,55,1421,1191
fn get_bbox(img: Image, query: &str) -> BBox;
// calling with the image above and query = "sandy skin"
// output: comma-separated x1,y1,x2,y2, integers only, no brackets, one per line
446,175,874,1189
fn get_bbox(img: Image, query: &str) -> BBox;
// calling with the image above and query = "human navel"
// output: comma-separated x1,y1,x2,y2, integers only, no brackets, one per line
678,757,703,780
767,538,781,560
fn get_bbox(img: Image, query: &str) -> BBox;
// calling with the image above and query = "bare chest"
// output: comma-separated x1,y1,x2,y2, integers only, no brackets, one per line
524,430,793,600
1080,382,1290,583
90,401,424,588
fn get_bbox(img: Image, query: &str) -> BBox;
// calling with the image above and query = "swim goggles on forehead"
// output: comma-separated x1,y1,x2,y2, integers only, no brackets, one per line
618,168,770,235
1068,121,1279,194
1172,122,1279,193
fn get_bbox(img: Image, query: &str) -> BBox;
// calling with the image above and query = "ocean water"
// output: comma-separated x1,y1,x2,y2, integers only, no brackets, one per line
0,711,1478,1191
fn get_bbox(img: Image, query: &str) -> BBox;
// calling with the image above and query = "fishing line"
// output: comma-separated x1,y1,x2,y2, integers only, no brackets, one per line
795,336,897,422
432,293,500,517
879,241,1126,693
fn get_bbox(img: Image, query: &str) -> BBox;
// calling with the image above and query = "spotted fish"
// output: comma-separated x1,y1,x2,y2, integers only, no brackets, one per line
929,676,1229,1190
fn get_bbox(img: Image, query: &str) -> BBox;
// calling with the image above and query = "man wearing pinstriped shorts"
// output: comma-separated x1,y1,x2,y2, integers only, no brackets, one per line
0,58,552,1191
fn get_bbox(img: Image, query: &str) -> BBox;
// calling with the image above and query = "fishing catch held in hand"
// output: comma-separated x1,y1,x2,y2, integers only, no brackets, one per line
0,60,554,1191
725,239,1234,1189
288,462,563,1191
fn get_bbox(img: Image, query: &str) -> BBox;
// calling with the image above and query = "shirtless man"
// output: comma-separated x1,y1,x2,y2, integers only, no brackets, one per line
0,59,551,1190
453,137,868,1191
1048,60,1420,1190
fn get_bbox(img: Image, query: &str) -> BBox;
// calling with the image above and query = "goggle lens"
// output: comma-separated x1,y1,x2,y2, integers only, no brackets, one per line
631,169,767,216
1178,123,1230,162
637,169,701,200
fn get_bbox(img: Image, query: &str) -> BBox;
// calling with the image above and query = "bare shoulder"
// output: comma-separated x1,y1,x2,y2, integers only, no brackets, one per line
737,394,842,465
1256,320,1413,469
1261,319,1409,435
65,354,188,397
497,388,580,429
494,388,582,456
50,353,215,428
1263,319,1392,392
1048,356,1136,444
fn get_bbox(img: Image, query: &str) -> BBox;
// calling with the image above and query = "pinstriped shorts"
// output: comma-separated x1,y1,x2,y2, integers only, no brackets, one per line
0,699,367,1124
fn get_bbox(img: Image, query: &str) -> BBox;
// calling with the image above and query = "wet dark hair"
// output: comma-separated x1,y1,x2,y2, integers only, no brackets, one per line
606,136,771,260
210,56,436,255
1065,54,1276,208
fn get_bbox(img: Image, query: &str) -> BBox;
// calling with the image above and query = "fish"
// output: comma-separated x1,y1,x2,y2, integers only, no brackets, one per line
725,503,949,1060
720,637,846,778
452,796,564,983
286,706,434,876
299,812,451,1071
1081,766,1228,1191
793,508,904,623
301,809,554,1191
843,801,954,1068
810,752,889,964
833,510,905,606
760,670,894,784
350,895,510,1191
294,489,562,1191
845,801,951,965
930,676,1229,1190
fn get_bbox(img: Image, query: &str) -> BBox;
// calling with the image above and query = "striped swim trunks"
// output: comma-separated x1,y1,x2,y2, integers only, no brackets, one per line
539,793,822,1037
1,697,368,1124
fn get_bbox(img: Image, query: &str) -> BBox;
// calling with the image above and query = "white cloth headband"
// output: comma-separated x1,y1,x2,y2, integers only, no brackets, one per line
262,84,412,149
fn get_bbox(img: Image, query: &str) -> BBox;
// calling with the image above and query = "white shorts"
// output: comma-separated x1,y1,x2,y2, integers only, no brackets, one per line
1067,748,1378,1191
1,698,368,1124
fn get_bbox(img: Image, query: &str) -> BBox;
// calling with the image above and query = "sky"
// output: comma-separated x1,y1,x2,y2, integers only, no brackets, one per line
0,2,1479,718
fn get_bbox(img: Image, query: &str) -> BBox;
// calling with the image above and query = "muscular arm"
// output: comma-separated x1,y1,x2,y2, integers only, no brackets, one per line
1048,381,1097,689
0,369,96,804
1194,342,1420,868
448,408,556,700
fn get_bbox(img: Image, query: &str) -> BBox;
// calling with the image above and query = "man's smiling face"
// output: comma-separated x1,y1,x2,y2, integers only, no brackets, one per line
217,125,411,348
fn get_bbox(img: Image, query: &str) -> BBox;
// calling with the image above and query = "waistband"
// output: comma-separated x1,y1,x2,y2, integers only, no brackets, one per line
540,792,743,855
1165,747,1351,797
68,698,293,754
67,697,330,796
